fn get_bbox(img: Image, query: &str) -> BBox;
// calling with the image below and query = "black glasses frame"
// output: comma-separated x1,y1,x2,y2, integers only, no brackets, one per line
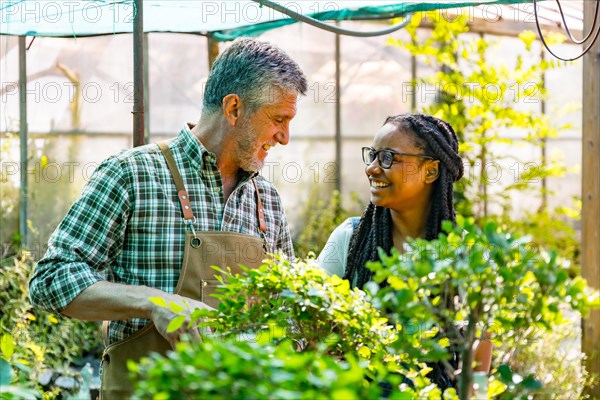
362,147,434,169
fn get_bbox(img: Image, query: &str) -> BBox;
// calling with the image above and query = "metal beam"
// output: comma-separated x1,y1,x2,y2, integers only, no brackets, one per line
582,2,600,397
18,36,28,248
133,0,145,147
335,31,342,193
144,32,150,144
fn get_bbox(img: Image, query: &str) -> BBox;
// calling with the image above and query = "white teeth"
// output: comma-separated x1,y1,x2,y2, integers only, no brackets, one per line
371,181,390,188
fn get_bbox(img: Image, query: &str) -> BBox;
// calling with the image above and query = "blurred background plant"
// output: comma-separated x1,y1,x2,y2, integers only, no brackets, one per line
293,187,364,259
131,336,388,400
390,11,573,218
389,11,582,273
0,250,102,399
1,133,86,257
494,318,597,399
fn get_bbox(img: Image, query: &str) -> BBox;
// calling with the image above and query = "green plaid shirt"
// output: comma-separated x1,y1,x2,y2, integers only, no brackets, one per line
30,125,294,344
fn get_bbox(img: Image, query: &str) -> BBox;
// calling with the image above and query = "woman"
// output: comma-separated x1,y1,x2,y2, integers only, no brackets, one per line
317,113,491,389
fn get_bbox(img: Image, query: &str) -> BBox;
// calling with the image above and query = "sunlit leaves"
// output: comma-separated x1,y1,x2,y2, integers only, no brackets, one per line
166,315,187,334
387,10,575,221
148,297,167,308
131,339,386,399
1,335,15,359
367,217,598,397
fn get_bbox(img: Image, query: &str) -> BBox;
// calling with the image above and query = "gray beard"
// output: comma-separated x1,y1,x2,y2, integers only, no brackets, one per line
234,118,262,173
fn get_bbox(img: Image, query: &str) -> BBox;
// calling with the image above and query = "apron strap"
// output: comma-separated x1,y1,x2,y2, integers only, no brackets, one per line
252,179,267,232
157,141,267,235
157,142,195,222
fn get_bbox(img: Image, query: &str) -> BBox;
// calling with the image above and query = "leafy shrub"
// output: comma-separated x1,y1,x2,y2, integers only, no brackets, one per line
366,216,599,399
131,217,599,399
131,339,384,400
131,256,447,399
0,251,102,398
202,256,396,358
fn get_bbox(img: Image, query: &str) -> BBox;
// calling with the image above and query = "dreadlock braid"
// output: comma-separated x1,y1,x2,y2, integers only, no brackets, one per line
343,203,393,289
404,114,464,240
344,113,463,289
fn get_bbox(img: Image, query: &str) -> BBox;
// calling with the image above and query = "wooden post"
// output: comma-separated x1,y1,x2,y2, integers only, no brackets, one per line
582,2,600,398
207,36,219,71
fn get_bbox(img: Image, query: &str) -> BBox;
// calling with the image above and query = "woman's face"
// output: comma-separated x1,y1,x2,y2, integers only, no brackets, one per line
365,123,439,212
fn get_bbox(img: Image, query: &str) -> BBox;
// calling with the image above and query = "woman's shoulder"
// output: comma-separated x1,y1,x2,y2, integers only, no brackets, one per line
317,217,361,278
327,216,362,248
330,217,360,238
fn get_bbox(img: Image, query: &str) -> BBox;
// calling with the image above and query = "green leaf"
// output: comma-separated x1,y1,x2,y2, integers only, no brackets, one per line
357,346,371,358
149,297,167,308
521,375,543,390
0,385,39,400
167,315,187,333
488,379,507,397
1,335,15,359
497,364,513,383
169,301,185,313
127,359,139,373
394,389,416,400
0,358,13,386
330,389,358,400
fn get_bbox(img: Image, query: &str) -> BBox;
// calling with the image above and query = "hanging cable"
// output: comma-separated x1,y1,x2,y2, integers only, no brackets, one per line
533,0,600,61
251,0,412,37
553,0,598,44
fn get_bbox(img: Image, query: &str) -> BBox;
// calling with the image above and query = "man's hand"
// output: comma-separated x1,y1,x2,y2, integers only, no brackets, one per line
149,293,214,348
62,282,214,348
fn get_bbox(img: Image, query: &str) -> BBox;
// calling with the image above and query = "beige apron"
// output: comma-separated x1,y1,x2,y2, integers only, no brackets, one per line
100,142,269,399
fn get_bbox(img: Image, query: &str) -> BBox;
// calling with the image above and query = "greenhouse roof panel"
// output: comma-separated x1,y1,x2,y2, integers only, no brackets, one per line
1,0,536,38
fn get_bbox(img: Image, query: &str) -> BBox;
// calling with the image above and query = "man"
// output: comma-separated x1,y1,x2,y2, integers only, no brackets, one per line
29,38,307,397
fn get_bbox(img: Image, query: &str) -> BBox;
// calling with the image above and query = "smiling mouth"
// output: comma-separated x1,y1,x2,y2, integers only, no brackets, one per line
262,144,271,152
371,181,390,188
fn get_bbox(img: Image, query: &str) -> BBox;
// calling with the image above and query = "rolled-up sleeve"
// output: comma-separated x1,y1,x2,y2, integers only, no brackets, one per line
29,157,130,313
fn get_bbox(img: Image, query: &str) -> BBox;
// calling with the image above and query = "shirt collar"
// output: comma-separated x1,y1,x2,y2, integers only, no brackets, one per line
177,123,211,171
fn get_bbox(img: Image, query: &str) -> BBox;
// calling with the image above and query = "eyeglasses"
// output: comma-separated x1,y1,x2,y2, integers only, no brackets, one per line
362,147,434,169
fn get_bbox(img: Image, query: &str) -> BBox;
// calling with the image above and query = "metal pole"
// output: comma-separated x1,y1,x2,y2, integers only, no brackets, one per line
18,36,28,249
133,0,145,147
143,32,150,144
334,31,341,193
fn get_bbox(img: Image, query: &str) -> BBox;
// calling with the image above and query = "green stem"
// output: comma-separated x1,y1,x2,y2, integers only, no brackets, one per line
459,313,477,400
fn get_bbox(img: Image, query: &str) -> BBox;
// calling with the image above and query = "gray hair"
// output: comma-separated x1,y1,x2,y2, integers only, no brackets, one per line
202,38,308,115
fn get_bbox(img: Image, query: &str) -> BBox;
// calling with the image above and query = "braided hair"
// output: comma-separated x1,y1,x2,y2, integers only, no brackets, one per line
343,114,464,289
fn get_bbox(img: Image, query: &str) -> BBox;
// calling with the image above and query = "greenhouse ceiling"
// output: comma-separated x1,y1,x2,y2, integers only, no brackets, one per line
0,0,538,39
